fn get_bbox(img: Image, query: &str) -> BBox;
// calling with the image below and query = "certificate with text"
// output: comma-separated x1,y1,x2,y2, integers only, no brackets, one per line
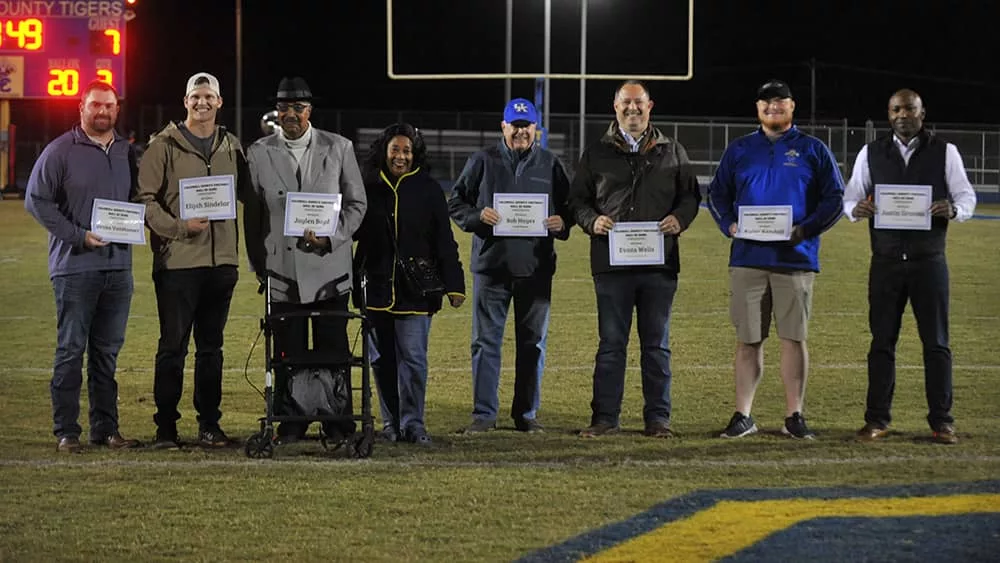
608,222,664,266
873,184,932,231
736,205,793,241
90,198,146,245
492,193,549,237
284,192,342,237
178,175,237,220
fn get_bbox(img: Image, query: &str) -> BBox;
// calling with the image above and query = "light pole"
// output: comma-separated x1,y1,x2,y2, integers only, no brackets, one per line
235,0,243,142
578,0,587,158
504,0,512,103
543,0,551,134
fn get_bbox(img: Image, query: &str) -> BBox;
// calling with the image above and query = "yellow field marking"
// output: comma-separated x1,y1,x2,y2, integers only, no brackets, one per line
586,494,1000,563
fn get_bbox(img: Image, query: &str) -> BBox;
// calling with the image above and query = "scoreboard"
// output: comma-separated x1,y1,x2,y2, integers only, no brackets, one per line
0,0,126,99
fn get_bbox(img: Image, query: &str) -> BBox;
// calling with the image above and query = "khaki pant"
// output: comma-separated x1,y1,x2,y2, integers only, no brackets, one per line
729,267,815,343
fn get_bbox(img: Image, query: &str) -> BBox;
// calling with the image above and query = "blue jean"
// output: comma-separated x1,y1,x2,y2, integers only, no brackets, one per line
591,270,678,426
471,272,551,423
51,270,133,439
368,311,432,436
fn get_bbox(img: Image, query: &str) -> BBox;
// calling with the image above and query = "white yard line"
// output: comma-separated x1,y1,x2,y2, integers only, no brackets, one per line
0,454,998,471
4,363,1000,375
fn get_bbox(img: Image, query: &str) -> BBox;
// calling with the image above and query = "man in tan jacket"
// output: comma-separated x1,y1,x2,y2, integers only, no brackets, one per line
136,72,261,449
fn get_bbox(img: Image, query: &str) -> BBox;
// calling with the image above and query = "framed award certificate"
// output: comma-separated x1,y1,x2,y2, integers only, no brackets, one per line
608,222,664,266
178,175,237,220
873,184,932,230
736,205,793,241
284,192,342,237
492,193,549,237
90,198,146,245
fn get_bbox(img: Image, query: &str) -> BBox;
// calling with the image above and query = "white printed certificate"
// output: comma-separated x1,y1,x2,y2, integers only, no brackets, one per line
492,193,549,237
873,184,932,231
178,175,236,220
608,222,664,266
284,192,342,237
736,205,793,241
90,198,146,245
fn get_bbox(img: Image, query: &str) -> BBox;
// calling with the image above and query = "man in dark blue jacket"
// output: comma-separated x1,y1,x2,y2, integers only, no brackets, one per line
25,81,141,453
568,81,701,439
708,79,844,440
449,98,572,433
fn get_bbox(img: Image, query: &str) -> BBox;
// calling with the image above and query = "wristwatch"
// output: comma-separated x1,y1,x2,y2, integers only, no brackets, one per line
949,203,957,219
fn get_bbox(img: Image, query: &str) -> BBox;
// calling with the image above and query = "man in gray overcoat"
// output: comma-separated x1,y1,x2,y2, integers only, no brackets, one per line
245,76,367,442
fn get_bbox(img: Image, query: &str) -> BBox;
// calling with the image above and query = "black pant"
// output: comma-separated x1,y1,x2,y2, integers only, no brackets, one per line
866,256,952,429
271,293,351,437
152,266,238,433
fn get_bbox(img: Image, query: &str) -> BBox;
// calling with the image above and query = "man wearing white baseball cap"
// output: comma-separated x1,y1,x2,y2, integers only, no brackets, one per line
136,71,262,450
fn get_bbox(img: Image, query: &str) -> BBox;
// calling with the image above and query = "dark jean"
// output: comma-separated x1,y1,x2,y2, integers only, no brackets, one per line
152,266,238,434
368,311,432,436
470,272,551,424
51,270,133,440
591,270,678,426
866,256,953,429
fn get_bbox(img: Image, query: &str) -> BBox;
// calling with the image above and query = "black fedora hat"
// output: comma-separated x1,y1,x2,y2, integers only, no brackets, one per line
273,76,317,102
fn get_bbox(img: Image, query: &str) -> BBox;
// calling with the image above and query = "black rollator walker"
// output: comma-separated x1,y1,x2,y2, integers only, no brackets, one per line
244,271,375,459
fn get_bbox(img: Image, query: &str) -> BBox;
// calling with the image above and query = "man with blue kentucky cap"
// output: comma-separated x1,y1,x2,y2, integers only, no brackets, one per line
448,97,573,434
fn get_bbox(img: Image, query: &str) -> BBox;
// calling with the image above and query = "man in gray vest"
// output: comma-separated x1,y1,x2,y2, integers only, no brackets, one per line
844,88,977,445
245,76,367,442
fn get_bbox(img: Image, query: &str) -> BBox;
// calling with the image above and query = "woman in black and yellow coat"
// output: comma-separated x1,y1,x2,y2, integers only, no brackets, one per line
354,123,465,445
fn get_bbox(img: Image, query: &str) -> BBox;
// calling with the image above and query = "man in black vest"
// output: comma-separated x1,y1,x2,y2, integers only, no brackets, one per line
843,89,977,444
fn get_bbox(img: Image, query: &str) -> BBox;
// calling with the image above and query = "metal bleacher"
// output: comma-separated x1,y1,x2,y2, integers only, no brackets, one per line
355,128,568,182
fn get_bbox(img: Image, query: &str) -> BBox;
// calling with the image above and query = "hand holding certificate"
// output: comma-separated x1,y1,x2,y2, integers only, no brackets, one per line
284,192,342,237
492,193,549,237
608,222,664,266
736,205,793,241
178,175,237,220
90,198,146,245
873,184,932,230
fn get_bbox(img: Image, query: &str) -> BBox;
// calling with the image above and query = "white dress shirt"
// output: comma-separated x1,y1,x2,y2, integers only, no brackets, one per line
843,135,977,222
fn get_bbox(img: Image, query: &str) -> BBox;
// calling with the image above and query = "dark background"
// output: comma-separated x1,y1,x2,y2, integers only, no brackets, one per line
118,0,999,125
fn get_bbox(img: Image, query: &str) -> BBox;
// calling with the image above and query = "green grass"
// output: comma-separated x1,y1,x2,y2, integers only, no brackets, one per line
2,200,999,562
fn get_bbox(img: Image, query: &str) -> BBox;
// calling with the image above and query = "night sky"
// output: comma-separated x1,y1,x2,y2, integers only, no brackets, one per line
6,0,991,139
120,0,1000,127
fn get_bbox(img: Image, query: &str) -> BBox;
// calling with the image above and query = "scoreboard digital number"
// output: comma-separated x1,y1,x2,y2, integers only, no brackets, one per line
0,0,126,99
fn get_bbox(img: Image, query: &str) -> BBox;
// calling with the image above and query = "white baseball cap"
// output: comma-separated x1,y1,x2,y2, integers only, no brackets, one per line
185,72,220,97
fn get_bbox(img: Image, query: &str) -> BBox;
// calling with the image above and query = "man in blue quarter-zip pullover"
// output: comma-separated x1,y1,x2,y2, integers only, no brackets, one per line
449,98,572,434
25,80,142,453
708,80,844,440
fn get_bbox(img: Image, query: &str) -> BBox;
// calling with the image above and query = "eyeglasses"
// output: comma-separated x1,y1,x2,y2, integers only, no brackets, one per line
276,102,311,113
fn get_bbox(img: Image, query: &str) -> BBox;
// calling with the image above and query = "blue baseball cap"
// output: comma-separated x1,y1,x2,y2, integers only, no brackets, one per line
503,98,539,124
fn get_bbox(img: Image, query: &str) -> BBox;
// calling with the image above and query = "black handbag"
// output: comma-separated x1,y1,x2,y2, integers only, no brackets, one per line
387,216,446,298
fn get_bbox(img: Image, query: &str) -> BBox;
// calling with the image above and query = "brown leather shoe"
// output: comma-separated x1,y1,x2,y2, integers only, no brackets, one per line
56,436,82,454
644,420,675,438
92,433,142,449
856,423,890,442
579,422,620,438
931,424,958,445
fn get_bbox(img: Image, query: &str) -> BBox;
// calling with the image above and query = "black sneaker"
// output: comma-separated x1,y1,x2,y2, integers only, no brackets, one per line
781,412,815,439
198,427,230,448
719,412,758,438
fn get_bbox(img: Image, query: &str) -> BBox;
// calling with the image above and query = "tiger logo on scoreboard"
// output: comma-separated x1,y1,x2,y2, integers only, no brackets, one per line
0,56,24,97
